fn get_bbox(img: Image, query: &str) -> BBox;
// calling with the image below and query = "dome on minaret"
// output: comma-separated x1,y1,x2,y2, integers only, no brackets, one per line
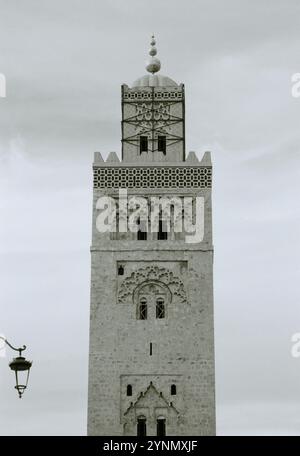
132,35,178,88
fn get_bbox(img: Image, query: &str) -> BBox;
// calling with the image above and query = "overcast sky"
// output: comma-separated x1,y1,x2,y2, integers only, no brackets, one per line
0,0,300,435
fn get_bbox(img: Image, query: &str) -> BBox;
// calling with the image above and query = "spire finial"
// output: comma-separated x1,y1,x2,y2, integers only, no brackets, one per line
146,34,161,74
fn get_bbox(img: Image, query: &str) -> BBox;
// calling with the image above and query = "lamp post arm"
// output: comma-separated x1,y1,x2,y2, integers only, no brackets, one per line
0,336,26,356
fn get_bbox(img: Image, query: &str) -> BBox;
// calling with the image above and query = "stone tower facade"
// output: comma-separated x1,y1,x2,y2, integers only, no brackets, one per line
88,37,215,436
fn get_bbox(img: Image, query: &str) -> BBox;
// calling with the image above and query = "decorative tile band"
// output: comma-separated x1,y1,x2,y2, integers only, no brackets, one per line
93,166,212,189
123,91,183,101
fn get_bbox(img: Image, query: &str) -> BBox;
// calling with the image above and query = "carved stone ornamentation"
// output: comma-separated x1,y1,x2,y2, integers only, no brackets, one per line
118,266,188,305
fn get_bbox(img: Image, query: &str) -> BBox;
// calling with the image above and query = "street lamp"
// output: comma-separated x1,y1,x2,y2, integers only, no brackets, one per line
0,336,32,398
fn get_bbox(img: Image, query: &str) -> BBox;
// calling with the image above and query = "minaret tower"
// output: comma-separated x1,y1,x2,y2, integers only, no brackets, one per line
88,36,215,436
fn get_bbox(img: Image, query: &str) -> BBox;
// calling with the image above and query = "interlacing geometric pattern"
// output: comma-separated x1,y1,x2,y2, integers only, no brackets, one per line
123,382,180,416
117,266,188,305
123,91,183,101
122,97,184,150
93,166,212,189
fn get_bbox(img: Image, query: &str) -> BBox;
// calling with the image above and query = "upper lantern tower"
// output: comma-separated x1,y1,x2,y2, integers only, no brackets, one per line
121,35,185,163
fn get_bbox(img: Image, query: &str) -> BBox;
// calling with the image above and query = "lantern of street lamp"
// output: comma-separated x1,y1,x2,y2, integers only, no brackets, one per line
0,337,32,398
9,354,32,398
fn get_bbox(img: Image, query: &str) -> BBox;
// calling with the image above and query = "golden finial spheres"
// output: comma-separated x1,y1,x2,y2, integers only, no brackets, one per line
146,34,161,74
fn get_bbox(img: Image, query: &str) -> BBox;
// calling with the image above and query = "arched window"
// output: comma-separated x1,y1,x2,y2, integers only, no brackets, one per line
140,136,148,153
118,265,124,276
171,384,177,395
156,298,165,319
156,417,166,436
158,136,166,154
126,384,132,396
138,299,147,320
158,219,168,240
137,217,147,240
137,229,147,240
137,416,147,436
134,281,170,321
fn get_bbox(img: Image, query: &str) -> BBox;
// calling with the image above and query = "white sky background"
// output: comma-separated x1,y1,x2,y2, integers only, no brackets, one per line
0,0,300,435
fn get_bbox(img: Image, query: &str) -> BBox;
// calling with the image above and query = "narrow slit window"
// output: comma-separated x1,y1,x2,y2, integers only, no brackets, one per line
158,136,166,154
127,384,132,396
140,136,148,153
138,299,147,320
156,299,165,319
171,384,177,395
150,342,152,356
